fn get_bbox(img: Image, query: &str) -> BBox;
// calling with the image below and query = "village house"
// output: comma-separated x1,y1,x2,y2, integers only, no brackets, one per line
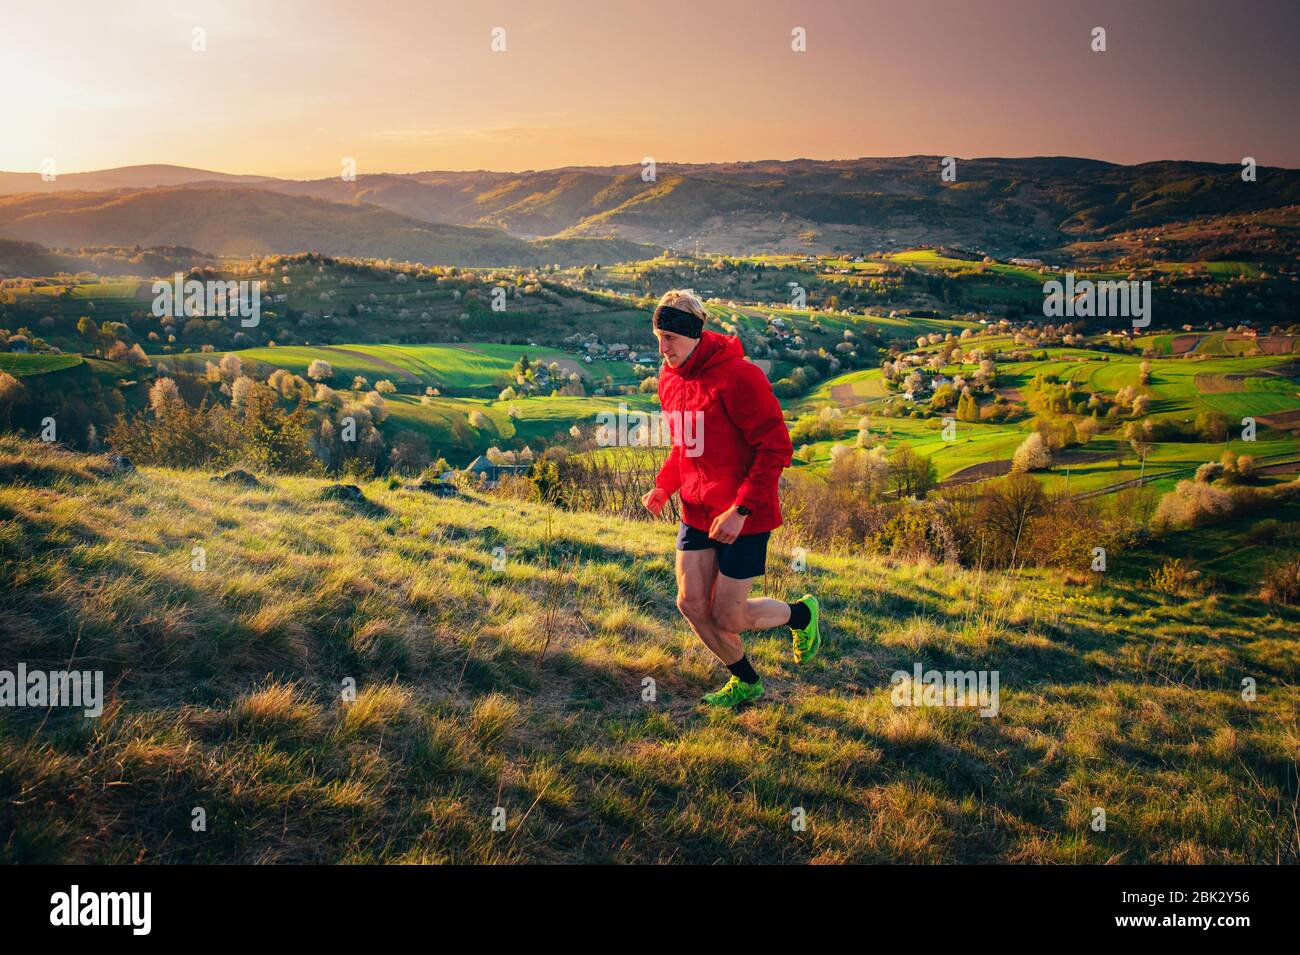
461,455,529,489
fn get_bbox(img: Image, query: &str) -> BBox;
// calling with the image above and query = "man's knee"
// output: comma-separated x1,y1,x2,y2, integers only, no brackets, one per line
712,599,747,634
676,592,711,622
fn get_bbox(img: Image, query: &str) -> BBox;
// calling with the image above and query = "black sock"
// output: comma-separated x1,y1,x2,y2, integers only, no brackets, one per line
727,655,760,685
787,600,811,630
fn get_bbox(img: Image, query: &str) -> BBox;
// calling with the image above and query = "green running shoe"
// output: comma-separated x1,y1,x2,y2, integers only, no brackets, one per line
791,594,821,664
702,675,764,709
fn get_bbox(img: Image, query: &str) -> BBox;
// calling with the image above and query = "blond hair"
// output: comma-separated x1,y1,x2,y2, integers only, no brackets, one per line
656,288,708,323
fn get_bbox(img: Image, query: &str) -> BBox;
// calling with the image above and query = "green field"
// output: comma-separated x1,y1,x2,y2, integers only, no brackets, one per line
796,367,888,412
791,416,1027,483
710,298,976,342
381,392,659,452
885,250,1133,285
0,353,84,376
9,279,150,325
789,343,1300,496
20,279,144,300
1137,331,1299,357
171,343,642,395
989,352,1299,423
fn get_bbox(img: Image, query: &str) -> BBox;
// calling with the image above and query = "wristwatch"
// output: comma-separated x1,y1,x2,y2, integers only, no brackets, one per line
735,504,753,517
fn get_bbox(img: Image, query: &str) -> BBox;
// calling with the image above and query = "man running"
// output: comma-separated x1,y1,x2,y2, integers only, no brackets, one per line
640,289,823,709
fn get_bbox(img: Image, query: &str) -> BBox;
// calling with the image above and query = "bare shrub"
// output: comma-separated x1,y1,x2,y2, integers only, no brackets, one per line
1258,558,1300,605
1195,461,1224,483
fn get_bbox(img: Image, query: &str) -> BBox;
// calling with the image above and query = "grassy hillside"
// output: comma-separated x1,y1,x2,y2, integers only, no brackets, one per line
1,436,1295,864
0,353,83,376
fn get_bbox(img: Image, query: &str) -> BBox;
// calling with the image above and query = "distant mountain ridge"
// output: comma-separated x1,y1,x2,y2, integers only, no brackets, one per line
0,187,657,267
0,163,277,195
1,156,1298,260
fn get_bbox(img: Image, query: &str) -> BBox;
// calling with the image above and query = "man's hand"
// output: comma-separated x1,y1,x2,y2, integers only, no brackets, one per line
641,487,669,515
708,505,747,544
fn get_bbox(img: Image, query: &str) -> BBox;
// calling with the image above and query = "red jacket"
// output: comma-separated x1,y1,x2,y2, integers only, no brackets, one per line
655,330,793,534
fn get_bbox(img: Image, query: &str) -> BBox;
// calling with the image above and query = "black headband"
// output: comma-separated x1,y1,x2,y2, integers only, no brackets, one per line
653,303,704,339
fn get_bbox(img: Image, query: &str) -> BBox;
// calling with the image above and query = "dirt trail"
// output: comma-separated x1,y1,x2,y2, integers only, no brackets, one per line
1257,409,1300,431
939,460,1013,487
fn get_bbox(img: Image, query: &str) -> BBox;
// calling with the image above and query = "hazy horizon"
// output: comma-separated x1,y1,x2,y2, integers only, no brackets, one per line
4,0,1298,178
5,151,1300,180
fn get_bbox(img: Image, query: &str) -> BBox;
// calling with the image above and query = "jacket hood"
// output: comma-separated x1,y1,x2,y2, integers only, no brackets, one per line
669,330,745,379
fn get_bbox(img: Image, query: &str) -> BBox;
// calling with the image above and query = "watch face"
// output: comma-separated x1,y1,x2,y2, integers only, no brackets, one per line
737,506,752,516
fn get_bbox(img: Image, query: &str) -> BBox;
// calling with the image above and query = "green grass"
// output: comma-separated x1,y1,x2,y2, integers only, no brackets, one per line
1125,499,1300,590
885,250,1131,285
795,368,888,411
20,280,144,300
888,250,1044,284
788,347,1300,495
381,392,659,450
1135,331,1298,358
989,352,1299,424
172,343,640,395
791,416,1027,483
1035,437,1299,497
1160,261,1262,279
0,435,1295,863
723,302,974,341
0,353,84,377
161,340,658,458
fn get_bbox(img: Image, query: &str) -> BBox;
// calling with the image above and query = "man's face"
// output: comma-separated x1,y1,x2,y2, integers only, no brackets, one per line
654,327,698,368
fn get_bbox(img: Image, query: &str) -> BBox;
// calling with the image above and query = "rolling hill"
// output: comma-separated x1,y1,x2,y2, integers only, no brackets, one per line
5,157,1298,261
0,238,219,278
257,157,1300,256
0,188,658,266
0,163,278,195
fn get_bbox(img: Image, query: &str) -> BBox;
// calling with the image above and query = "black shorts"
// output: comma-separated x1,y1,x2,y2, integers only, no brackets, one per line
676,522,770,579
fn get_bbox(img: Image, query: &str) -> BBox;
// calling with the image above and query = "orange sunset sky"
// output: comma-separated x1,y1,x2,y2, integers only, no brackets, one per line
3,0,1297,177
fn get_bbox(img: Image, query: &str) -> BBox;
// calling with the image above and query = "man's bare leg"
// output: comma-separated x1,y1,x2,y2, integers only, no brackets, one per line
676,551,784,707
709,572,792,637
674,548,743,664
